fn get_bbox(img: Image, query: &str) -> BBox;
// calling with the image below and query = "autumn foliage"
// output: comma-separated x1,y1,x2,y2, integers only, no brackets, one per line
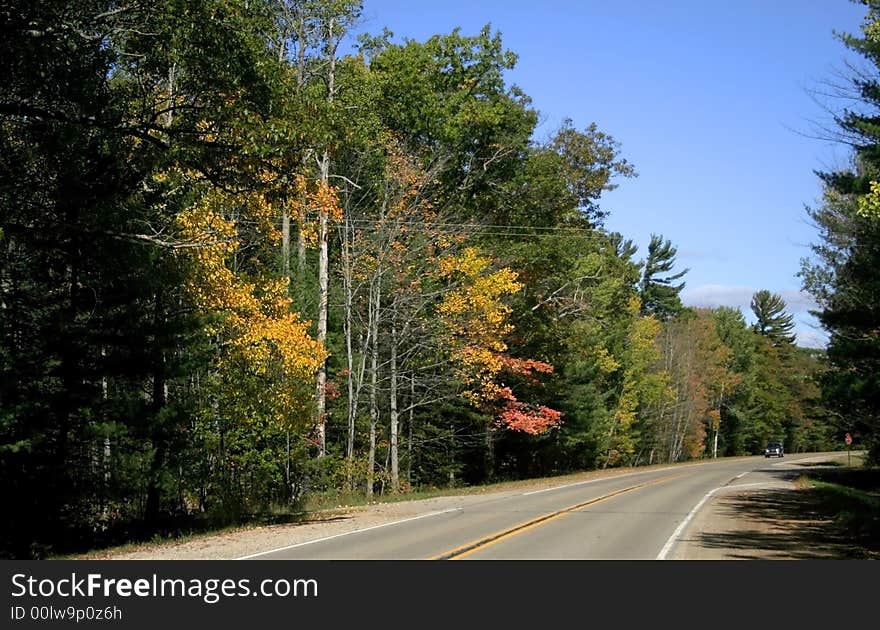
437,247,561,434
176,178,327,428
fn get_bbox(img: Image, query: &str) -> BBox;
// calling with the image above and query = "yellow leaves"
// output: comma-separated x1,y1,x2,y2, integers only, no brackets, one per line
176,183,327,430
437,249,521,349
593,346,620,375
624,293,641,317
439,246,492,278
437,247,524,407
231,311,325,380
707,408,721,430
857,180,880,220
630,315,662,365
863,8,880,44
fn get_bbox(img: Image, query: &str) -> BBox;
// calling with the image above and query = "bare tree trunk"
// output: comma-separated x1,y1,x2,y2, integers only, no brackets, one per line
407,374,414,485
164,64,175,128
389,312,399,493
484,424,495,481
314,169,329,457
367,276,380,498
294,15,308,280
100,346,110,514
343,210,356,486
278,25,292,294
282,212,291,286
314,19,338,458
713,380,725,459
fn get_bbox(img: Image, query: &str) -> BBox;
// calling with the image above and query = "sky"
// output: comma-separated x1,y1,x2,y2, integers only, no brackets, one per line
353,0,868,348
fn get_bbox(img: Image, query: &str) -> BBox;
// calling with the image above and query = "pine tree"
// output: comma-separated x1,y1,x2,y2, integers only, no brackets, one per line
750,290,796,346
800,2,880,462
639,234,688,319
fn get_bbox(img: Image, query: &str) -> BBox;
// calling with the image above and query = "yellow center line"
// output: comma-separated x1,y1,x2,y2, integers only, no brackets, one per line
428,473,684,560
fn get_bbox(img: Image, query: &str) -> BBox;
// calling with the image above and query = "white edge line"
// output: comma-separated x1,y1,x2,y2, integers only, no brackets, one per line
655,481,779,560
235,507,463,560
735,471,748,479
656,488,718,560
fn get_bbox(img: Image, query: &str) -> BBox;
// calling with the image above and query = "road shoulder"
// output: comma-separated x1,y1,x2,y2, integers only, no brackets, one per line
669,455,873,560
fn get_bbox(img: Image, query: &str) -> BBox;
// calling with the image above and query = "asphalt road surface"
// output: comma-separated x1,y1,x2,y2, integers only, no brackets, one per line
240,452,844,560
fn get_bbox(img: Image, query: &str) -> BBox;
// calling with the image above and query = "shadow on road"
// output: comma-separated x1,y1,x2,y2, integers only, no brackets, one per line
699,489,852,559
692,463,878,560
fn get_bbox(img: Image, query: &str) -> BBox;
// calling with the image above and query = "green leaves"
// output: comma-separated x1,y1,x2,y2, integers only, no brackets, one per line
550,119,637,227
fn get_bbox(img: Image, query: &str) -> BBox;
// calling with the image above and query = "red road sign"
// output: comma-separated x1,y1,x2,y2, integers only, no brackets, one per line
845,433,852,445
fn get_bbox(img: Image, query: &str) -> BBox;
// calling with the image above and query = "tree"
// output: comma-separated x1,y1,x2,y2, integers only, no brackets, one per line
365,25,536,222
0,0,321,555
802,184,880,461
549,119,636,227
639,234,688,319
711,307,756,455
799,1,880,462
750,290,796,346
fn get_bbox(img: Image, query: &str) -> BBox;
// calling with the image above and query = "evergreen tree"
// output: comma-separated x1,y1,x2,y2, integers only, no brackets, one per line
750,290,796,346
800,2,880,462
639,234,688,319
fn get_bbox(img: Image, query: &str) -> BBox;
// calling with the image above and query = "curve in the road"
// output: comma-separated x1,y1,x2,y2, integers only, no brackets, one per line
432,473,683,560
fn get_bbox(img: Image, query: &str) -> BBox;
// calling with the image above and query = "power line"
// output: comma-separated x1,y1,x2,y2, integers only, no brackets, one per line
345,219,608,235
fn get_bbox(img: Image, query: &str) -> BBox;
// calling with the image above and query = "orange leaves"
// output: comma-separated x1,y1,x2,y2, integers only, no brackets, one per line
287,176,342,248
436,246,560,434
383,137,437,217
500,356,554,382
311,179,342,222
498,404,562,435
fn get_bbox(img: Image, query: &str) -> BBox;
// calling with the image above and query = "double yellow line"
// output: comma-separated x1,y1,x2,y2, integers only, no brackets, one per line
429,474,682,560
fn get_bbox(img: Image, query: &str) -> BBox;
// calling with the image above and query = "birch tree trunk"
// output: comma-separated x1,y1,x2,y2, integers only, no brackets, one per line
389,312,399,492
407,374,414,485
367,276,380,498
294,12,308,279
343,209,356,482
314,18,338,457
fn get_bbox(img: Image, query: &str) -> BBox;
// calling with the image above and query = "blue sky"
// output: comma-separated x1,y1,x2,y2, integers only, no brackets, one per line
355,1,867,347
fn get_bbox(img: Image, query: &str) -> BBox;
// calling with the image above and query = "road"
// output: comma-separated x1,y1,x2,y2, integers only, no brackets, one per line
240,452,843,560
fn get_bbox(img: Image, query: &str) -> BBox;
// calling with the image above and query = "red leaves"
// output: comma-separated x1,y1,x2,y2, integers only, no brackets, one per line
323,380,341,400
501,356,554,376
492,357,561,434
498,402,562,435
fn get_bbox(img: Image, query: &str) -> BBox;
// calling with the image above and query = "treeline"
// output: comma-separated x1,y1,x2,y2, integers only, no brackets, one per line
800,1,880,467
0,0,832,558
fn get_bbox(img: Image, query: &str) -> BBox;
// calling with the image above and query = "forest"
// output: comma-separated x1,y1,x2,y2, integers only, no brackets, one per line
1,0,873,559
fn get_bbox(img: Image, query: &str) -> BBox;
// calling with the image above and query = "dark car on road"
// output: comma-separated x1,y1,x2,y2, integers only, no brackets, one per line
764,441,784,458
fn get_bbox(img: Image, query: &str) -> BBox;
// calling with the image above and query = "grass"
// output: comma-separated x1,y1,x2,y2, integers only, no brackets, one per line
801,462,880,558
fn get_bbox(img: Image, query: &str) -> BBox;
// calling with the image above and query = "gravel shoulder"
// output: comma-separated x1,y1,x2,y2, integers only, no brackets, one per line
671,453,873,560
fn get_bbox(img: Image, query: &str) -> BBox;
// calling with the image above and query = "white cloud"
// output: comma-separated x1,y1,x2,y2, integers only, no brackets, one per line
681,284,754,311
681,284,818,315
681,284,826,349
795,328,828,349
